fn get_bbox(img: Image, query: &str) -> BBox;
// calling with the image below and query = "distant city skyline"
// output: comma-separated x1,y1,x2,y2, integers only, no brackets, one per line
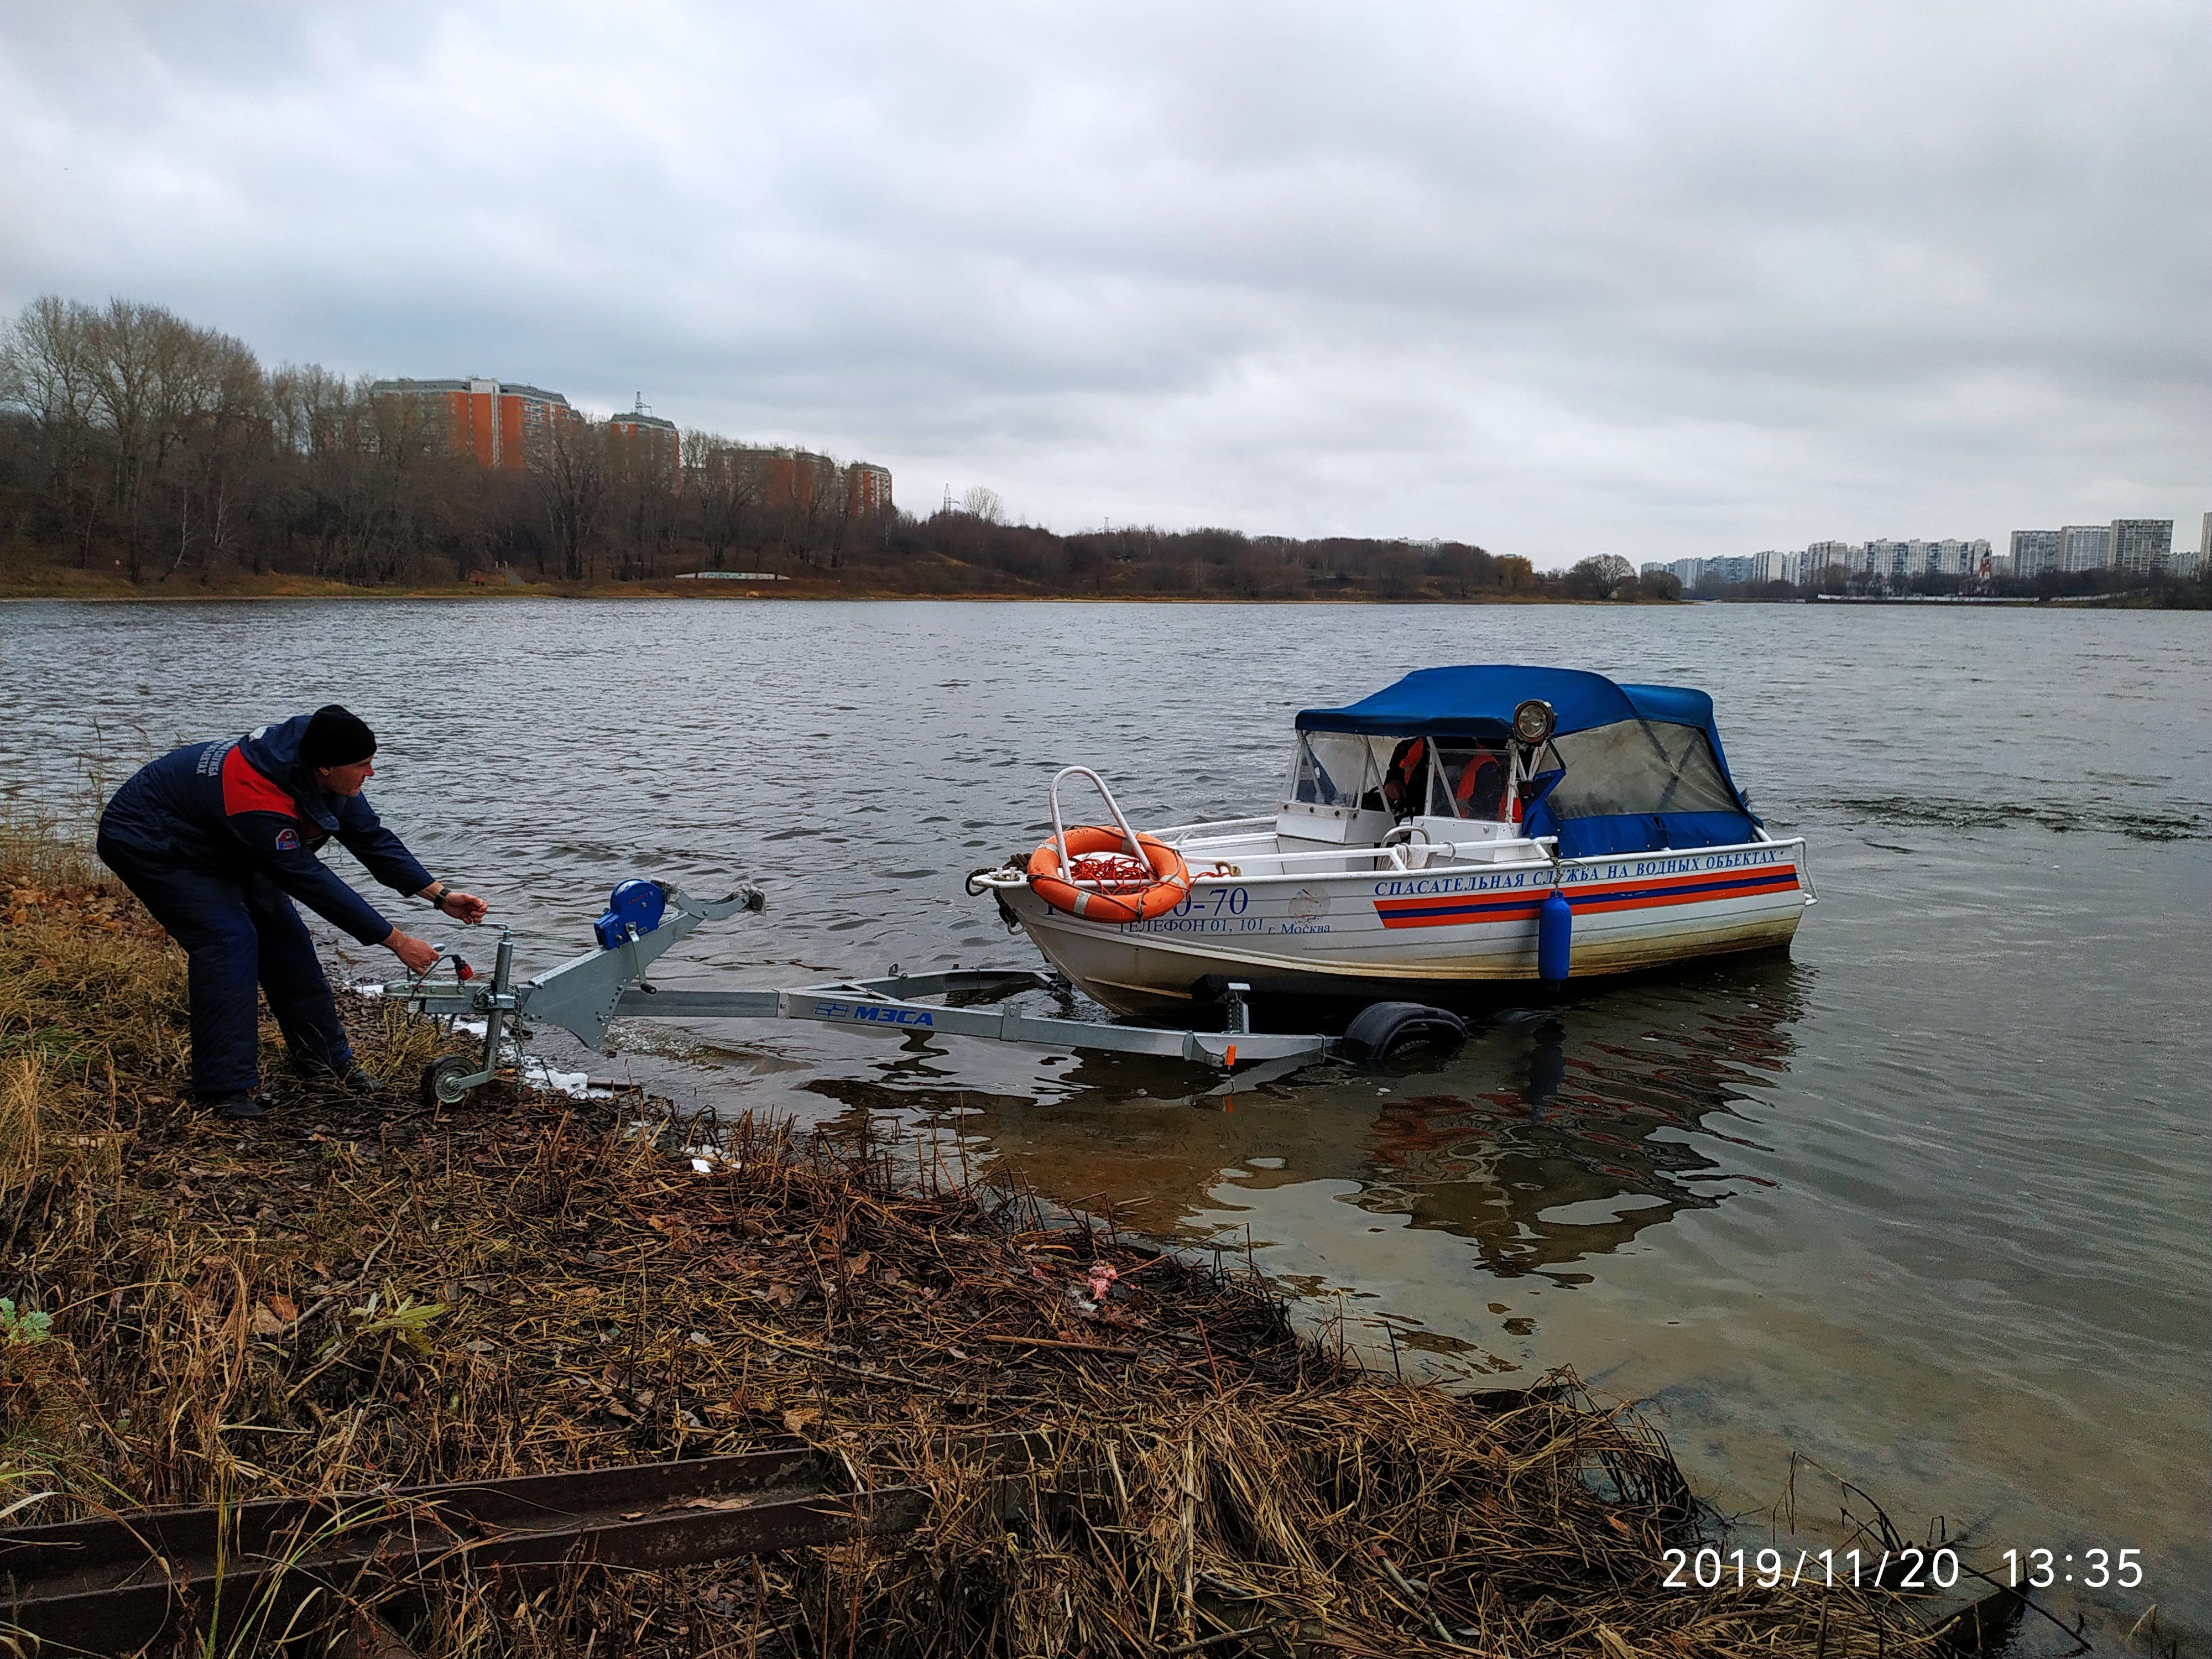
1644,516,2194,591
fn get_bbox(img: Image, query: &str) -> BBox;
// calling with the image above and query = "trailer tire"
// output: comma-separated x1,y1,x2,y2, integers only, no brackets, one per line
1342,1001,1468,1063
421,1055,479,1108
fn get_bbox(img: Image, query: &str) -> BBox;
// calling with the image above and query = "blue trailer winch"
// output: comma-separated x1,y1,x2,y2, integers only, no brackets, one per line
390,880,1466,1107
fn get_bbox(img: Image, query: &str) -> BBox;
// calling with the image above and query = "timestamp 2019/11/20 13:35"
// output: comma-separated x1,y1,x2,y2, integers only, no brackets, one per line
1659,1546,2146,1592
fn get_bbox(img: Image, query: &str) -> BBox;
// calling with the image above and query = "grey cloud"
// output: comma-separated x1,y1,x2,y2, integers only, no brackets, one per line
2,0,2204,562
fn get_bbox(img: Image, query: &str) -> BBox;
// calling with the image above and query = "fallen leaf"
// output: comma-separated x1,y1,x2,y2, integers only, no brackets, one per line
248,1303,286,1337
782,1407,820,1435
605,1401,636,1421
269,1293,298,1323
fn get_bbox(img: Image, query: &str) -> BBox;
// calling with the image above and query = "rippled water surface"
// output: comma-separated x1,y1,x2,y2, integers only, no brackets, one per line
5,598,2207,1637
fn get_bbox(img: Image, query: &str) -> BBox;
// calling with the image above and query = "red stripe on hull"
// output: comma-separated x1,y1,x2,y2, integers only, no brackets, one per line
1374,864,1799,930
1568,871,1801,915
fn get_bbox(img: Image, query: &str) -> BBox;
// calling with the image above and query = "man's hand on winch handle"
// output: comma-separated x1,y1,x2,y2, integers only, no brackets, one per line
387,930,441,975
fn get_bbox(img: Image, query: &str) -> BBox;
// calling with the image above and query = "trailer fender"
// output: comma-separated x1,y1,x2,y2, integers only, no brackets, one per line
1341,1001,1469,1063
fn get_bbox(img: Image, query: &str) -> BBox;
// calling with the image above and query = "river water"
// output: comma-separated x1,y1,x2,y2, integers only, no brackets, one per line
4,598,2206,1641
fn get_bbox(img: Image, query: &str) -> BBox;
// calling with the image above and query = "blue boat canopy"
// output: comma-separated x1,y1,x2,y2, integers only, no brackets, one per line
1295,665,1761,859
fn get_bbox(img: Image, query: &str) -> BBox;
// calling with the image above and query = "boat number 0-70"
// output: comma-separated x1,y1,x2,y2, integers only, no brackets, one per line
1173,886,1250,918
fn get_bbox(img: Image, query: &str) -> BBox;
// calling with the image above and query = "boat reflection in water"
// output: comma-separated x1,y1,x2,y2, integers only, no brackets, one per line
801,954,1813,1338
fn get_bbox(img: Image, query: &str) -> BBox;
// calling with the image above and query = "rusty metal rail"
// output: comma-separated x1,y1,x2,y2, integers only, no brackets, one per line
0,1447,926,1653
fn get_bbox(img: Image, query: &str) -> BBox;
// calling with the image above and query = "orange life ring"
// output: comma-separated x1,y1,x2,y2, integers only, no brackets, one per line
1026,826,1192,924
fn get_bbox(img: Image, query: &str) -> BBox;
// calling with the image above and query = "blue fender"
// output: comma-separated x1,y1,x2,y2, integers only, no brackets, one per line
1538,888,1573,983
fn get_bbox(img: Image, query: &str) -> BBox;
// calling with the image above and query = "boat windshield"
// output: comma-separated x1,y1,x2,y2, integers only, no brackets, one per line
1424,742,1512,820
1291,733,1516,823
1290,731,1386,807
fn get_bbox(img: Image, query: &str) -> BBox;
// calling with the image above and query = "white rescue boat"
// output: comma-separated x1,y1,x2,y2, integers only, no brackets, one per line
971,666,1814,1015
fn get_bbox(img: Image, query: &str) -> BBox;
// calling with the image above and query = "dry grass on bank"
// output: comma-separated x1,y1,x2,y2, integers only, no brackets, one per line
1,822,1953,1657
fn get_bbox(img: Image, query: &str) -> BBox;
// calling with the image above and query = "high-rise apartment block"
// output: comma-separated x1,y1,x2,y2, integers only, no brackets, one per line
2058,525,2111,572
2010,529,2062,577
607,403,681,476
711,446,896,519
2108,519,2172,575
846,461,894,516
364,379,896,515
368,378,584,471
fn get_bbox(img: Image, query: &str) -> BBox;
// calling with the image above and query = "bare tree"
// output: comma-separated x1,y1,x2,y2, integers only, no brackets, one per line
684,432,763,572
1371,545,1423,599
540,418,606,582
0,296,104,565
960,484,1004,524
264,368,442,583
162,330,265,576
606,418,680,579
1566,554,1636,598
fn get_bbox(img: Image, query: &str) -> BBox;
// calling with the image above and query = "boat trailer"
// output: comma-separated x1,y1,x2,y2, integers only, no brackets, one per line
390,881,1463,1107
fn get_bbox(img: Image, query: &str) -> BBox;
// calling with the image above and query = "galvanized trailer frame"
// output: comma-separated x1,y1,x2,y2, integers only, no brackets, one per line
392,884,1341,1106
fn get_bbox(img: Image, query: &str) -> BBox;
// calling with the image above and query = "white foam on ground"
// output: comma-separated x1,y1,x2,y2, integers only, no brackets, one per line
351,985,610,1101
520,1057,595,1098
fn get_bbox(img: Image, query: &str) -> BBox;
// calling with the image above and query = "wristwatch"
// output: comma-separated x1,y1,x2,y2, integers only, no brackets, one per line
425,884,453,914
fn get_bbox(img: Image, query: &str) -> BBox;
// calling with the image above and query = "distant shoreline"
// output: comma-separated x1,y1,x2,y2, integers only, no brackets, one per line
0,583,2173,608
0,577,1648,606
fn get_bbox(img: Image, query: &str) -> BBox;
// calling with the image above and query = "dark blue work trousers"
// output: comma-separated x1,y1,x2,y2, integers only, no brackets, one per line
96,837,354,1099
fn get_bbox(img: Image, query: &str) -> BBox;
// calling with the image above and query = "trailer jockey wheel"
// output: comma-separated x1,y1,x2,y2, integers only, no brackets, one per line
421,1055,479,1108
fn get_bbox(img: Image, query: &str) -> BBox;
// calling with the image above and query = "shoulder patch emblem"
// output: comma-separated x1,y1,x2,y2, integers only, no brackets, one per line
275,828,300,851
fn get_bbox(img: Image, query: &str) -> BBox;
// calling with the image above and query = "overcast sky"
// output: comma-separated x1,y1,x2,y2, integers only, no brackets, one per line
2,2,2205,565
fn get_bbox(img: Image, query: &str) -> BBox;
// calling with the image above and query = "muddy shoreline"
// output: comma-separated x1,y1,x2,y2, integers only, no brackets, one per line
0,838,1959,1656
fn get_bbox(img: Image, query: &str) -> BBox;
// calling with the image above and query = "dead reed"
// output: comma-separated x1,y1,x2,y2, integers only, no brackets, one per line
0,825,1955,1657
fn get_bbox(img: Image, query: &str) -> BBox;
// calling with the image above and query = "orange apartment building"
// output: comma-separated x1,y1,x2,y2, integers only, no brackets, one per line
371,378,894,514
607,403,681,478
722,448,895,517
367,378,585,471
846,460,893,516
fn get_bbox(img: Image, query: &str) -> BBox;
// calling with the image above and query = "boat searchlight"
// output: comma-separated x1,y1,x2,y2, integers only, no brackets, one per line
1511,698,1557,745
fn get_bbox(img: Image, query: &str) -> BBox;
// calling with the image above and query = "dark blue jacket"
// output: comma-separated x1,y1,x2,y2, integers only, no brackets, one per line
99,714,435,946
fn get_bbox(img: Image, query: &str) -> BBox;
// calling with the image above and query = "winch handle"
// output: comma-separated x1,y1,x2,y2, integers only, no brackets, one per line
1047,766,1149,884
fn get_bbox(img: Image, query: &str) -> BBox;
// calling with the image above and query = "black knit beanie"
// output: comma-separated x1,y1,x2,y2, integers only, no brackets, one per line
300,705,377,769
